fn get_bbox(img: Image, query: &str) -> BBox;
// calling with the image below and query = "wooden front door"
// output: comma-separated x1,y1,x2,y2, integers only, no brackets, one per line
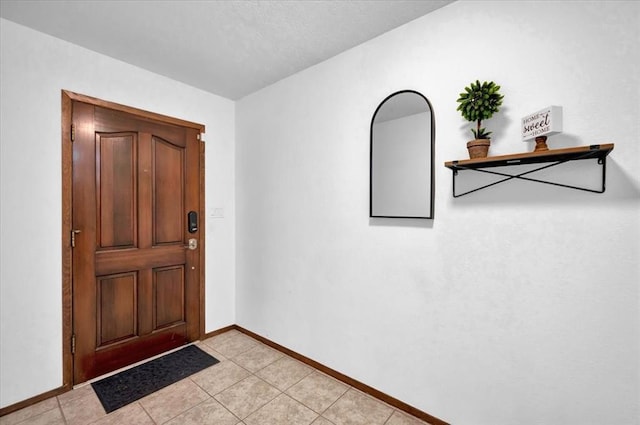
71,99,202,383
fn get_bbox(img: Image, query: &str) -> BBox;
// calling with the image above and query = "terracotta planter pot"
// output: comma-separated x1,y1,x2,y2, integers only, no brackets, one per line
467,139,491,159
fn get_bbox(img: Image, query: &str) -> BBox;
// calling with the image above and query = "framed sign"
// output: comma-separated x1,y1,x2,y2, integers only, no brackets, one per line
522,106,563,141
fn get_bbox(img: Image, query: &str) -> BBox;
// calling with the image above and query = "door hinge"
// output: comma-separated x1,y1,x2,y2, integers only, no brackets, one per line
71,229,81,248
71,123,75,142
196,133,201,141
71,334,76,354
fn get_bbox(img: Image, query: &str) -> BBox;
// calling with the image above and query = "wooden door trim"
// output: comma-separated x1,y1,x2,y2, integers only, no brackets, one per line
61,92,73,390
61,90,206,387
63,91,205,132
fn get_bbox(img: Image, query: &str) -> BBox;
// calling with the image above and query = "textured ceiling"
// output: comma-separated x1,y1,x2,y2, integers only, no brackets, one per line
0,0,454,100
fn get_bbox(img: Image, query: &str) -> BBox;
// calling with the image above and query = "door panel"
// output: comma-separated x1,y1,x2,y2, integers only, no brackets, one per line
153,137,184,245
154,266,185,329
72,101,201,383
96,272,137,346
96,133,137,249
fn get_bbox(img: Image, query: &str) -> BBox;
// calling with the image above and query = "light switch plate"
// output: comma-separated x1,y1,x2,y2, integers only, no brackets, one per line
211,208,224,218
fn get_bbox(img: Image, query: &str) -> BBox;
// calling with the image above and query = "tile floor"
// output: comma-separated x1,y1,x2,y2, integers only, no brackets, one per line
1,330,433,425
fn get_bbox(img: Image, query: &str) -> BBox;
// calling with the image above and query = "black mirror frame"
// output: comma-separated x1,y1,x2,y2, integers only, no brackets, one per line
369,89,435,219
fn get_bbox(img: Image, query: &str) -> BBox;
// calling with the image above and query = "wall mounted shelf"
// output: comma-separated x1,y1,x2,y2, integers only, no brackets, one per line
444,143,614,197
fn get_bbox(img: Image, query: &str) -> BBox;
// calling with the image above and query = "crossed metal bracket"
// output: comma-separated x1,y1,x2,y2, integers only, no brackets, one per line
450,151,607,198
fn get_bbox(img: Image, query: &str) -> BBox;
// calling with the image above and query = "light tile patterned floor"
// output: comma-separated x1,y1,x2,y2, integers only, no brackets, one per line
1,330,433,425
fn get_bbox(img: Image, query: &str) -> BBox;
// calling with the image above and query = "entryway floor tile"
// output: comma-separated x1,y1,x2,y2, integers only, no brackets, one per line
3,330,436,425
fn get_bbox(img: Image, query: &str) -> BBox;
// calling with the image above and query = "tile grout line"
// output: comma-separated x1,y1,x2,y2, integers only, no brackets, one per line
55,394,69,425
242,374,283,421
186,375,243,424
245,361,311,424
317,385,353,421
136,402,158,425
194,337,317,425
223,338,324,424
246,352,331,420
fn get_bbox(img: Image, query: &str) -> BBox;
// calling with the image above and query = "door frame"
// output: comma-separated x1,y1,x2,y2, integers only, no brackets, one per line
61,90,206,388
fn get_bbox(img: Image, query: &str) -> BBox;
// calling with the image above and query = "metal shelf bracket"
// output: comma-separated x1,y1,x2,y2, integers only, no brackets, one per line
445,144,613,198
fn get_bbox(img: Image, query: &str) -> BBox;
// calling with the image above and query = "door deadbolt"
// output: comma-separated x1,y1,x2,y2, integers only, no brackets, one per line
186,238,198,250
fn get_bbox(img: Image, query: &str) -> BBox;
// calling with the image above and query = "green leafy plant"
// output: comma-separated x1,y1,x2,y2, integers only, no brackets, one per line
456,80,504,139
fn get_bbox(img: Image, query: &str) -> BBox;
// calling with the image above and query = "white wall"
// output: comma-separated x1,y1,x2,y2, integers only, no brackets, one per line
236,1,640,424
0,19,236,408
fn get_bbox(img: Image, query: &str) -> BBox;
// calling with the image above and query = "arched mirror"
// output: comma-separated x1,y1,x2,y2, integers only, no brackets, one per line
370,90,435,219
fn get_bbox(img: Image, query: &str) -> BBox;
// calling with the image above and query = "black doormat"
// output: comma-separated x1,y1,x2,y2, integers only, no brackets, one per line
91,345,219,413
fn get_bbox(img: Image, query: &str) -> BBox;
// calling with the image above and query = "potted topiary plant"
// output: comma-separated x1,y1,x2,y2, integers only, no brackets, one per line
456,80,504,158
